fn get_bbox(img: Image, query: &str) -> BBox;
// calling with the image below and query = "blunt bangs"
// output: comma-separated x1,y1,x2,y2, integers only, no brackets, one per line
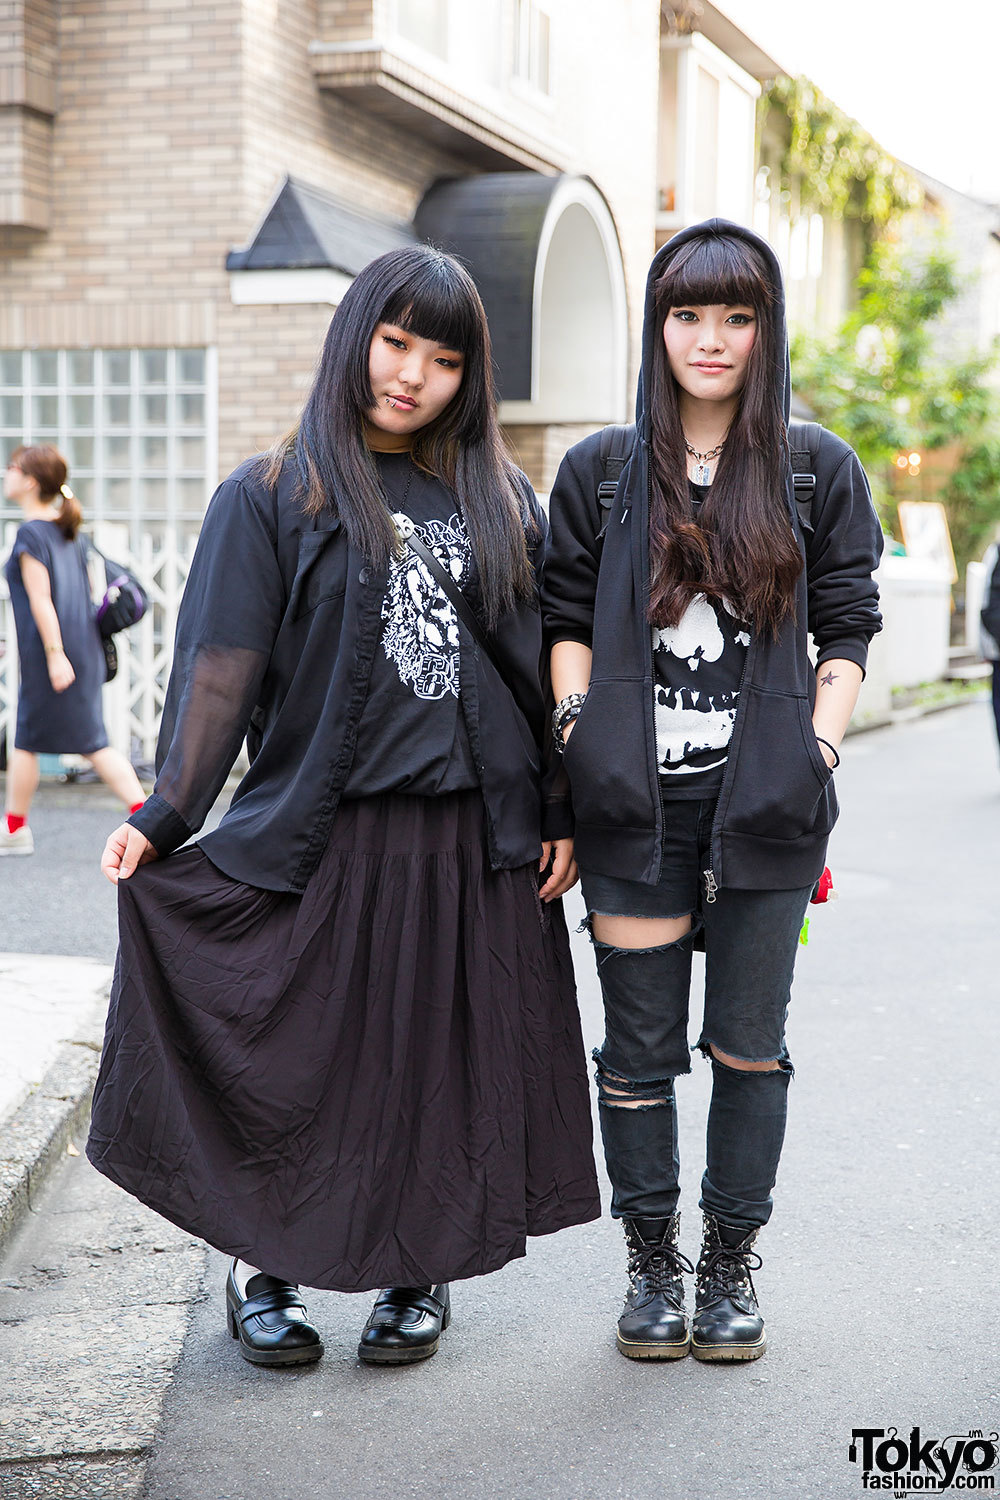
655,234,774,315
379,254,482,356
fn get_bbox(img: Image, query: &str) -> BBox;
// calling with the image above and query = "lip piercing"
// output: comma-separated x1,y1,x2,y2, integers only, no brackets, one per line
385,396,398,407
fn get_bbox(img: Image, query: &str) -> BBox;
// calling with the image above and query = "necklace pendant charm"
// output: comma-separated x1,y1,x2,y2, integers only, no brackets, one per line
695,461,710,485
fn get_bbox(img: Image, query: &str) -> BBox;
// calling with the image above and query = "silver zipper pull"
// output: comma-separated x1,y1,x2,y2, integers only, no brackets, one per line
620,507,630,523
703,868,718,904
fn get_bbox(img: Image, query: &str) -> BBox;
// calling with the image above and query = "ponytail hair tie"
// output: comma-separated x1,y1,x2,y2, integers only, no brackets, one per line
60,483,74,500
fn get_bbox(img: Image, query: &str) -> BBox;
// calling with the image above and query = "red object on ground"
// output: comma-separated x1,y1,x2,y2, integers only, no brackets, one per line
810,866,834,904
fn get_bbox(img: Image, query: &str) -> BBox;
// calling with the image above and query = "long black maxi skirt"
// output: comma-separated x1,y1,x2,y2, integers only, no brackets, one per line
87,791,601,1292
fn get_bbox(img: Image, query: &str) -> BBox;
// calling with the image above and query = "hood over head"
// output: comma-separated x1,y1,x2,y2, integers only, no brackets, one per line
634,219,790,442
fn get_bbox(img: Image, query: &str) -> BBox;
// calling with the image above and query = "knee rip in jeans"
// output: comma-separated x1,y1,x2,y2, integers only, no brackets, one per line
578,912,702,966
593,1054,675,1111
697,1039,794,1078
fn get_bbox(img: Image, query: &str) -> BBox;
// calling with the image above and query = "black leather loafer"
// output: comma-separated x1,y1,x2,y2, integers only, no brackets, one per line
225,1261,324,1366
358,1284,451,1365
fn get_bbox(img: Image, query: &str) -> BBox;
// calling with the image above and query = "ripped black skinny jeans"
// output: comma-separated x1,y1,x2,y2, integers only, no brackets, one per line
580,797,812,1234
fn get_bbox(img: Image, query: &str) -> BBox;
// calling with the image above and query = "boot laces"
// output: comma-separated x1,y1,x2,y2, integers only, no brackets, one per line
630,1241,695,1292
697,1243,762,1303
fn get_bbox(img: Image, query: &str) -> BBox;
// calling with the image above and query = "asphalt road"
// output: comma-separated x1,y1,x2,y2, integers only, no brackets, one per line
1,701,998,1499
0,776,126,957
0,775,226,958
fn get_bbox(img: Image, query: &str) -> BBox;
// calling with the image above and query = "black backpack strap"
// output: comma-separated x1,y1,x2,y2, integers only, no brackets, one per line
597,423,636,539
593,420,823,537
788,419,822,533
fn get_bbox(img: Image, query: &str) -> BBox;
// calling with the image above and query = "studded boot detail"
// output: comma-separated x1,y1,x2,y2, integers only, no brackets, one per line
616,1214,693,1360
690,1213,766,1362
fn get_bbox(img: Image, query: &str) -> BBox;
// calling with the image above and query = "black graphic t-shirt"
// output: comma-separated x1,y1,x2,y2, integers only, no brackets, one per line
343,452,480,799
653,484,752,801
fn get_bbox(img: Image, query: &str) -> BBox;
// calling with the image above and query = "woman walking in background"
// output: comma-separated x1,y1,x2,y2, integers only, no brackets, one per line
544,220,882,1362
2,445,145,856
88,245,599,1369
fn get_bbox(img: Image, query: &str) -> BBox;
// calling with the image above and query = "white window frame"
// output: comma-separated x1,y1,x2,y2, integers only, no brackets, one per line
391,0,450,62
512,0,552,99
657,32,759,232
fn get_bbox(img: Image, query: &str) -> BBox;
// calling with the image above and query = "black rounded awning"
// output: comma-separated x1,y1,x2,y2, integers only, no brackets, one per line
415,174,559,401
415,173,627,420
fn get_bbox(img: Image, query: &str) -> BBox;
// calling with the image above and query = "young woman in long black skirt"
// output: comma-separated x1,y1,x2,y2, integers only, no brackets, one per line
88,245,600,1368
543,221,882,1362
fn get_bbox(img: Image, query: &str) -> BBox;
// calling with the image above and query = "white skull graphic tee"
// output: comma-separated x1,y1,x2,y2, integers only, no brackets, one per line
344,453,480,798
652,589,751,801
381,509,470,702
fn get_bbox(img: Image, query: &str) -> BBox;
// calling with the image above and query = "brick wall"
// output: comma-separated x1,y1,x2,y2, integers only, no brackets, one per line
0,0,58,228
315,0,384,44
504,422,604,496
219,0,473,471
0,0,469,479
0,0,661,493
0,0,244,312
214,302,331,473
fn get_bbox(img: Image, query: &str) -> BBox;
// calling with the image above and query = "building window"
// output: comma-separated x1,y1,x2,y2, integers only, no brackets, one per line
0,348,215,549
657,34,759,231
395,0,449,59
514,0,550,94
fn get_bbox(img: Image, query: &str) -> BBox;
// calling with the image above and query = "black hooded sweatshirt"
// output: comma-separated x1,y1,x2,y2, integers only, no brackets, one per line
542,219,883,892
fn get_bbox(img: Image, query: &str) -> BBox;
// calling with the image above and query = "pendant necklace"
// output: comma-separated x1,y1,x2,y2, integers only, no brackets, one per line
685,437,726,486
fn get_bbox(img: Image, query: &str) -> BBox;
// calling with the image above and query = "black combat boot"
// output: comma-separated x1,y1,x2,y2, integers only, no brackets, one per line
690,1213,766,1362
616,1214,693,1360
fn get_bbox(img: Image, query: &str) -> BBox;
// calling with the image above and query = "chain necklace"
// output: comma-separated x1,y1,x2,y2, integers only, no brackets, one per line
375,448,414,506
684,437,727,486
397,457,414,512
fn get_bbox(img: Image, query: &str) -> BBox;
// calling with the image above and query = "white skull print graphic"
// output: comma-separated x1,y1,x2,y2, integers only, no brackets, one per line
381,513,472,700
652,594,751,777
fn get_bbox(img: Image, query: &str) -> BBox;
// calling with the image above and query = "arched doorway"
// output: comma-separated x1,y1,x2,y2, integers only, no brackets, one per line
415,172,628,426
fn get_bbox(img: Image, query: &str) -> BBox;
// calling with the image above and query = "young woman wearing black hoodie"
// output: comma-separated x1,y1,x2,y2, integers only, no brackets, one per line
543,221,882,1362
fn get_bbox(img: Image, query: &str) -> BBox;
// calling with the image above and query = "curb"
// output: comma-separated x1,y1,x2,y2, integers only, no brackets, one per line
0,996,107,1256
845,684,989,738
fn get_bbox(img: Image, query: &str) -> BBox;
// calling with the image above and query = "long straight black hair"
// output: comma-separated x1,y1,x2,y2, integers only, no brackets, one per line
265,244,535,630
648,233,802,634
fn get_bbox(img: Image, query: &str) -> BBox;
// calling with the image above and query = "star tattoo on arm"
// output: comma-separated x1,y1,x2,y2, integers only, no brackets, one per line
820,670,839,686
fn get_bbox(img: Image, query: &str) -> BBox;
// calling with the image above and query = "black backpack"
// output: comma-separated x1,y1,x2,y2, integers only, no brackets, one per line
595,420,823,539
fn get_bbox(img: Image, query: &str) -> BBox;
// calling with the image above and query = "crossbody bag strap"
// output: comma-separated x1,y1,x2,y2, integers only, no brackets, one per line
81,533,106,611
390,512,521,706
